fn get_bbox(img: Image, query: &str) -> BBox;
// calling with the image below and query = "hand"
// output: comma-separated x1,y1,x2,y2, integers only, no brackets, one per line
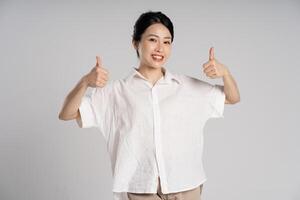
202,47,229,79
84,56,109,88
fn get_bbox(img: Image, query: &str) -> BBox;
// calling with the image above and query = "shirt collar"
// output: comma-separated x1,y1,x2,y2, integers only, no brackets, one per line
124,67,181,84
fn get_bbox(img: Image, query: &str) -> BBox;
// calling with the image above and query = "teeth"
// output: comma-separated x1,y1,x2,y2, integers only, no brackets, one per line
152,55,163,60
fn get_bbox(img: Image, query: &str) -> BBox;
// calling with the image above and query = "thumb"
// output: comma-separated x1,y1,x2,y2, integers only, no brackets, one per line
209,47,214,61
95,55,102,68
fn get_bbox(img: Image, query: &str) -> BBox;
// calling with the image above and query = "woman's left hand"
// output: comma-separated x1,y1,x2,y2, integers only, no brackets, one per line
202,47,229,79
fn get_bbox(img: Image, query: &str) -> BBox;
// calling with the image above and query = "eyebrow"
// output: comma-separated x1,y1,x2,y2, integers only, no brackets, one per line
146,34,172,39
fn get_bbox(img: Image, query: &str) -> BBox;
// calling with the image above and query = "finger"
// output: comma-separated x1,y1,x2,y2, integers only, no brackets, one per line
205,70,215,76
203,63,215,71
207,70,216,76
98,81,106,88
98,74,108,81
96,81,104,88
204,69,215,75
203,65,215,73
96,79,104,85
209,47,214,61
98,67,108,75
97,77,107,84
102,67,109,74
103,73,109,80
202,62,211,69
96,55,102,67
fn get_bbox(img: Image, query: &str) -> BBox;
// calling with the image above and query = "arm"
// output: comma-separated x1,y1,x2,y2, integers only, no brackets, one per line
58,56,109,121
222,70,240,104
58,75,89,120
202,47,240,104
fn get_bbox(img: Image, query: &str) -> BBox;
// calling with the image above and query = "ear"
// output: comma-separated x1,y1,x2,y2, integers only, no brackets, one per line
132,40,138,50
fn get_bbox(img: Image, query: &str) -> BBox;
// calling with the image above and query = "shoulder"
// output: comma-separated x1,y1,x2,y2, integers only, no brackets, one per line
92,79,120,96
179,74,215,94
94,77,130,96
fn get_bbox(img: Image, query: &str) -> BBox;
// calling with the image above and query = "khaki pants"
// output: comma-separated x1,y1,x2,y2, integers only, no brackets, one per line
127,177,203,200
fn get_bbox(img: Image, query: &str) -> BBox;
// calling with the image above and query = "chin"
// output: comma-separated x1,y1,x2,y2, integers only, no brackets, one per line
142,59,165,69
150,61,166,68
150,65,163,69
152,65,163,68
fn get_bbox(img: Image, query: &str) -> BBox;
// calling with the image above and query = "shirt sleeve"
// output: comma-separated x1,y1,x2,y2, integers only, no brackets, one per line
77,85,112,138
208,84,226,119
77,88,98,129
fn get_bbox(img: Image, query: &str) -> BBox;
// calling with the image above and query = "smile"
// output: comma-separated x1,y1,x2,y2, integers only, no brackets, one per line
151,54,164,61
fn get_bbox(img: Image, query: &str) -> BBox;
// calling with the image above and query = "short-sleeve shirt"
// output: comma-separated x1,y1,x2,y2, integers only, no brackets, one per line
78,67,225,200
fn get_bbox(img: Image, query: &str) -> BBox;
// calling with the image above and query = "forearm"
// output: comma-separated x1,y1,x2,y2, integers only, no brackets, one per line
222,69,240,103
58,75,89,120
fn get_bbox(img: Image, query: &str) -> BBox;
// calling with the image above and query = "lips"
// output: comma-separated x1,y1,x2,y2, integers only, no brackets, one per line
151,54,164,61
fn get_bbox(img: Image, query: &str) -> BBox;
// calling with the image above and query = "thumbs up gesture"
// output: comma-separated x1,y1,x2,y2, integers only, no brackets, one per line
202,47,229,79
85,56,109,88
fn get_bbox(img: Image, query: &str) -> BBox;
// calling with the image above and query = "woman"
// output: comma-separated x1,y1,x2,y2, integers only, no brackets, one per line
59,11,240,200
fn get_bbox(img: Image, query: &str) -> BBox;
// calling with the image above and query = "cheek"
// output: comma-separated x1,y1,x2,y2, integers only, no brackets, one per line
165,46,172,57
145,43,156,51
141,44,154,56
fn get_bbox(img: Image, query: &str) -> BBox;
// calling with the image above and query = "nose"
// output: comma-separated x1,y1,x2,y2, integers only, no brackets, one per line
155,41,163,52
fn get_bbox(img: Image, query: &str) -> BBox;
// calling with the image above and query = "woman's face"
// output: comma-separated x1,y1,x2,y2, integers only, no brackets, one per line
133,23,172,69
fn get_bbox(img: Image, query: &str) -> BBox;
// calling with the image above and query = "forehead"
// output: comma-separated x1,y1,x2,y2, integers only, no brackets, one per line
143,23,171,38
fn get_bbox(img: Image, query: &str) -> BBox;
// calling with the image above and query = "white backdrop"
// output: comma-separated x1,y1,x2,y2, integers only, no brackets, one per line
0,0,299,200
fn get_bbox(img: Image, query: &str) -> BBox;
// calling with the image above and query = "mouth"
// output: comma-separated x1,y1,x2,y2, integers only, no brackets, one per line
151,54,164,62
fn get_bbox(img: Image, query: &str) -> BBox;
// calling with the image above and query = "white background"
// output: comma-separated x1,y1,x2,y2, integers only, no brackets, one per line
0,0,299,199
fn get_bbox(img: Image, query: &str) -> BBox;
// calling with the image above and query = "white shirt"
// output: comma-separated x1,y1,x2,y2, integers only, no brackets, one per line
77,67,225,200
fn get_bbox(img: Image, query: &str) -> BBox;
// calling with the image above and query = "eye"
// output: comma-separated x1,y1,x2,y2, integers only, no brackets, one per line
149,38,157,42
164,41,171,44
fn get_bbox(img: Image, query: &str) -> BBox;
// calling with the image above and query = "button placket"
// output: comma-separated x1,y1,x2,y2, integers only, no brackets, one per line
151,85,167,194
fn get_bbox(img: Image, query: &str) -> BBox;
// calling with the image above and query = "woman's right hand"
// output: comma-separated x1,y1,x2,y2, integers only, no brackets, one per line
84,56,109,88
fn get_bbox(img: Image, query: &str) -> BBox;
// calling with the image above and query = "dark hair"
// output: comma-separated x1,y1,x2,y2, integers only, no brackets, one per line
132,10,174,58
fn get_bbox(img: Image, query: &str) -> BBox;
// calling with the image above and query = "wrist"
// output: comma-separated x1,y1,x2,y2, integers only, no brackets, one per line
223,68,231,77
80,75,89,88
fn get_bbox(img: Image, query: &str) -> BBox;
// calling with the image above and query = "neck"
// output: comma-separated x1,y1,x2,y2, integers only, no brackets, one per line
136,65,165,85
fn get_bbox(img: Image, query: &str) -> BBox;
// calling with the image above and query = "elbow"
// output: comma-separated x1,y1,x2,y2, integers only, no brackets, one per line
226,96,241,104
58,112,71,121
58,111,78,121
58,112,67,121
231,97,241,104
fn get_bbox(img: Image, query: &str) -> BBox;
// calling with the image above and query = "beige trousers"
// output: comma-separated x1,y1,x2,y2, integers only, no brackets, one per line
127,177,203,200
